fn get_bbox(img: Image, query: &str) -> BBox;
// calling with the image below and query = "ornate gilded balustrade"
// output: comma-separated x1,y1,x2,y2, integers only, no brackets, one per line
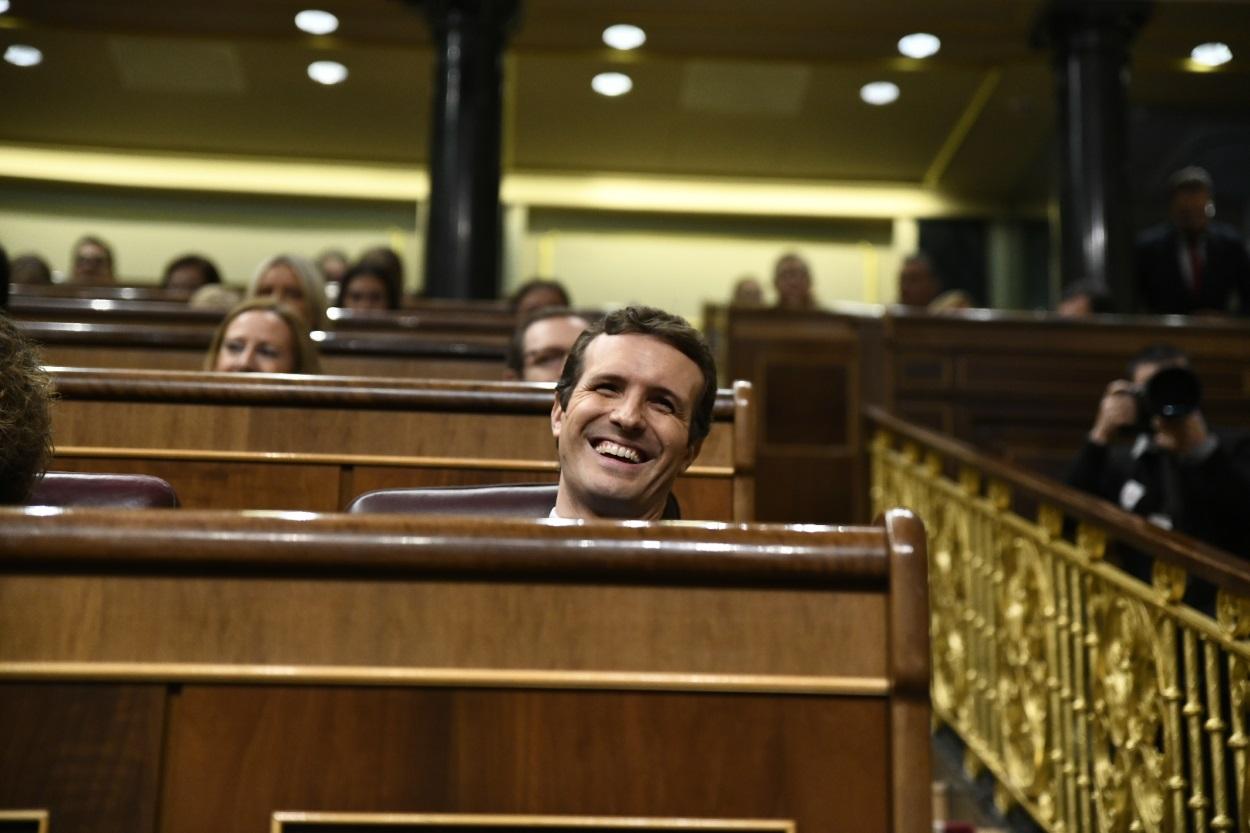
866,406,1250,833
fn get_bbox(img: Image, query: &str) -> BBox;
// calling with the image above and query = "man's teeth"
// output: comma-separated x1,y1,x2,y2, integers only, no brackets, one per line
595,440,642,463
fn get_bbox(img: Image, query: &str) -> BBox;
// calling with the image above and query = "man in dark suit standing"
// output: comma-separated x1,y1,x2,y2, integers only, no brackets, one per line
1134,166,1250,315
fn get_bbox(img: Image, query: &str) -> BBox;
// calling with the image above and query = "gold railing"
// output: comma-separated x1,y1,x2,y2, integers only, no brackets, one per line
867,406,1250,833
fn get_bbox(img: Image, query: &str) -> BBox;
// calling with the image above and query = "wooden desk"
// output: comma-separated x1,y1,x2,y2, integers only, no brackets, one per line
0,509,929,833
48,369,755,522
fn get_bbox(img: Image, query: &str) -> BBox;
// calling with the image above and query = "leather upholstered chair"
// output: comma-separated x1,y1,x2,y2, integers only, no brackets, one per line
30,472,181,509
348,483,681,519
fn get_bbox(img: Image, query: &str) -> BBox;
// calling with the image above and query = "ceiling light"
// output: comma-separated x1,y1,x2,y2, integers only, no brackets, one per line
898,32,941,59
295,10,339,36
0,1,11,14
602,24,646,51
307,60,348,85
1190,42,1232,67
592,71,632,97
860,81,899,106
4,44,42,67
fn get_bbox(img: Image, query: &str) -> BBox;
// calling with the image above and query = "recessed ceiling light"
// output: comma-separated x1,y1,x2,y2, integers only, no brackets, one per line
602,24,646,51
860,81,899,106
4,44,42,67
1190,42,1232,67
295,9,339,36
0,1,12,15
307,60,348,85
898,32,941,59
592,71,633,97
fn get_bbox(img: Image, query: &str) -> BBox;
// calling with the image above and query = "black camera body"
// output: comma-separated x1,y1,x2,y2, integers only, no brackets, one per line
1129,366,1203,434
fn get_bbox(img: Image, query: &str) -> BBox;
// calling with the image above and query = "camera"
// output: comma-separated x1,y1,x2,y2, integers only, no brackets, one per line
1129,366,1203,433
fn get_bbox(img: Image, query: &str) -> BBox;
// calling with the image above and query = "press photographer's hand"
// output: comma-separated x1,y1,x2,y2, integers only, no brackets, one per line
1089,380,1137,444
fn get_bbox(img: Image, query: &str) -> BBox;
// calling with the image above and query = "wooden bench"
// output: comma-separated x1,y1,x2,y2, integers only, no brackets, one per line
0,508,929,833
48,369,755,521
710,303,1250,523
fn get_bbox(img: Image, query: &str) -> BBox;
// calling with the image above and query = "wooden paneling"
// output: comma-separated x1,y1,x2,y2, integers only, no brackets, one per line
0,684,165,833
0,509,929,833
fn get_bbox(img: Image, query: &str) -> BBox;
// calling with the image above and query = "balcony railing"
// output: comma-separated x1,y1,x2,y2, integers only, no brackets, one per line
866,405,1250,833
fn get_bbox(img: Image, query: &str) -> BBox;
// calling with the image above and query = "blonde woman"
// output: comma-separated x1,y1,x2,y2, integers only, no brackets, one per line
204,298,322,374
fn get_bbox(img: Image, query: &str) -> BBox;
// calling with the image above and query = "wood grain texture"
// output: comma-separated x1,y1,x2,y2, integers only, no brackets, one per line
159,687,888,833
0,684,165,833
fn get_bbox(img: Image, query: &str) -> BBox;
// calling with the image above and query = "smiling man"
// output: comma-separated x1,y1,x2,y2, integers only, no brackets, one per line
550,305,718,521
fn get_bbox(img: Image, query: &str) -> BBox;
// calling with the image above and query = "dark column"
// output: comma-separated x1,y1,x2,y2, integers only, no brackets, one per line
416,0,519,299
1035,0,1150,310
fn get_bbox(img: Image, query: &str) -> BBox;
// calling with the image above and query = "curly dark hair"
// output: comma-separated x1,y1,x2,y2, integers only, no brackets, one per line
0,313,54,503
554,305,717,446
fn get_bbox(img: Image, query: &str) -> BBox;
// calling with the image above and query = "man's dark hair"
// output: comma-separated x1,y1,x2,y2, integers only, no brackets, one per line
358,246,404,288
0,313,53,503
161,254,222,288
509,278,570,312
555,305,718,446
1127,343,1189,379
1168,166,1213,195
506,307,589,376
339,262,401,310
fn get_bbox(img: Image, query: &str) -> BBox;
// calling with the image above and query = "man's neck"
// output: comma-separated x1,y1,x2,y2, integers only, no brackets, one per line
552,482,666,521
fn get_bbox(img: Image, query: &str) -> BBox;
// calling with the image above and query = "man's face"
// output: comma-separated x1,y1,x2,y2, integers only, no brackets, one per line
551,333,704,520
521,315,588,382
899,260,938,307
1170,186,1212,236
72,242,113,285
773,257,812,308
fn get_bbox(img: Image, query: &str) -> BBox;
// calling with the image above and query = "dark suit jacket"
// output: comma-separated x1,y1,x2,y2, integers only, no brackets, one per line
1134,221,1250,315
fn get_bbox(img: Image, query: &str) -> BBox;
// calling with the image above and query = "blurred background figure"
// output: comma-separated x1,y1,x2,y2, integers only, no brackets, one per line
772,253,815,310
357,246,405,301
204,298,321,375
316,249,350,286
337,262,401,312
504,308,590,383
509,278,571,319
1057,279,1115,318
10,254,52,285
1134,166,1250,315
897,253,942,308
730,276,765,307
69,235,116,285
162,254,222,293
246,254,327,329
189,284,243,310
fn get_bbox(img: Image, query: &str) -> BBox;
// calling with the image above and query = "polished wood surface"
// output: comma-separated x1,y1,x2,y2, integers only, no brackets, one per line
271,813,794,833
714,304,1250,524
0,509,930,833
48,370,752,521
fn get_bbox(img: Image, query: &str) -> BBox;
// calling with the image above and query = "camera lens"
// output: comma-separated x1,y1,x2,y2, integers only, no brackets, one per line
1144,366,1202,419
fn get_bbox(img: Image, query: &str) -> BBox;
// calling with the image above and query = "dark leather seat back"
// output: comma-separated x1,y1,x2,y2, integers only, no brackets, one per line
348,482,681,519
348,483,560,517
30,472,181,509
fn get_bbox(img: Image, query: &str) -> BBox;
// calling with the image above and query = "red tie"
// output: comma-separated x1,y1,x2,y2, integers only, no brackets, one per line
1189,242,1204,298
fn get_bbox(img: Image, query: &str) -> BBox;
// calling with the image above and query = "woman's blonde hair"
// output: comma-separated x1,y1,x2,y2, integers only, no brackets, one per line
204,297,323,374
246,253,327,329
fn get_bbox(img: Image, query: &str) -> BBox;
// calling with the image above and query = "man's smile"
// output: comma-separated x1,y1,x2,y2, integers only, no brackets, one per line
592,438,650,465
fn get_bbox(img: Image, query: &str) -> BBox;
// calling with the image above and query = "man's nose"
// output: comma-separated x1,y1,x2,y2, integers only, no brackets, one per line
610,393,645,430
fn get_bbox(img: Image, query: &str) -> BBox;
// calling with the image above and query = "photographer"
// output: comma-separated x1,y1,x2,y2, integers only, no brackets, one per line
1067,344,1250,558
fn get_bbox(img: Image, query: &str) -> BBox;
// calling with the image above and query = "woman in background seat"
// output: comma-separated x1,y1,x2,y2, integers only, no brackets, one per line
246,254,327,329
204,298,321,374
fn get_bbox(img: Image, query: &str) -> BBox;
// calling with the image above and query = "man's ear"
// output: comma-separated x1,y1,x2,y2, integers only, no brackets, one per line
551,395,564,444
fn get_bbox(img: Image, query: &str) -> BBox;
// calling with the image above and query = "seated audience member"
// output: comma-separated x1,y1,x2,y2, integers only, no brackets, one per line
358,247,405,292
1067,344,1250,556
510,278,571,319
246,254,327,329
1057,279,1115,318
162,254,222,293
190,284,242,310
316,249,350,286
69,235,117,285
897,254,941,308
549,305,716,521
337,262,400,312
10,254,52,285
730,276,764,307
773,253,816,310
1135,166,1250,315
0,313,53,503
504,309,590,383
204,298,322,374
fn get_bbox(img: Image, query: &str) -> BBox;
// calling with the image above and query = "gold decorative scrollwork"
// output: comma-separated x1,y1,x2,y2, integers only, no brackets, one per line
1152,562,1188,606
1087,586,1175,833
928,489,974,727
1217,592,1250,640
996,536,1055,816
